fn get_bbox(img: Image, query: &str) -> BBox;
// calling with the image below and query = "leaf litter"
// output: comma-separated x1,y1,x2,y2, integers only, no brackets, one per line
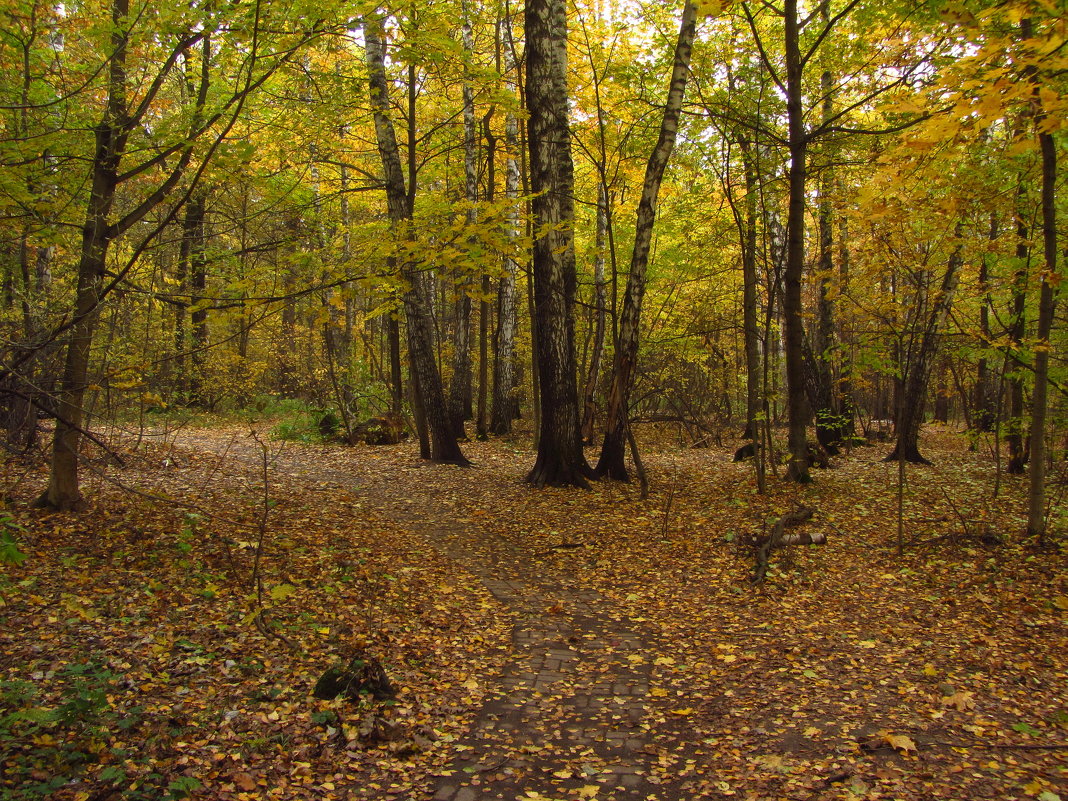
0,424,1064,800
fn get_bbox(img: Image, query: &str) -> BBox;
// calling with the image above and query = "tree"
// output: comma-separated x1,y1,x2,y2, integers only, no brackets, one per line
525,0,591,487
489,15,521,436
595,0,698,480
364,14,469,466
35,0,332,508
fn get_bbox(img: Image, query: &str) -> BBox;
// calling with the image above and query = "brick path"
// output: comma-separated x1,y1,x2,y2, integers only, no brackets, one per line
376,493,682,801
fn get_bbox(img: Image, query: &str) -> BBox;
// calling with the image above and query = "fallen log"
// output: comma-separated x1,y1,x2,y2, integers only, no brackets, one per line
752,506,825,584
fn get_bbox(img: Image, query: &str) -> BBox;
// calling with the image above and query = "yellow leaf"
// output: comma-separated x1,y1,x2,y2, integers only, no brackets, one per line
552,769,572,779
803,726,820,737
884,733,918,753
695,0,724,16
654,656,675,666
650,687,669,697
670,707,695,716
578,786,599,799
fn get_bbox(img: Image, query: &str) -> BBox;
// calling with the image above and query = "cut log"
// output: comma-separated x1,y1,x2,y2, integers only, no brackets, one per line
752,506,825,583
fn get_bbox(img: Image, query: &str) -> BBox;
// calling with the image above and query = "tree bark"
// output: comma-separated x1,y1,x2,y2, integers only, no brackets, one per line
595,0,697,481
525,0,590,487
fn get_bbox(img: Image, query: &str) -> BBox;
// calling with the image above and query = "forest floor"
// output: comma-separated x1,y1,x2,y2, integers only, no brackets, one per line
0,420,1065,801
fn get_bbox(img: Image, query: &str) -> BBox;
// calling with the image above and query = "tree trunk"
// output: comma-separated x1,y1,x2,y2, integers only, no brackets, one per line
885,231,963,464
37,0,130,510
974,212,997,432
448,0,478,438
738,136,762,443
595,0,697,481
1006,188,1029,474
477,110,495,440
490,105,519,433
364,17,467,465
782,0,811,483
525,0,590,487
1026,97,1058,544
580,187,608,445
805,4,849,455
185,193,209,405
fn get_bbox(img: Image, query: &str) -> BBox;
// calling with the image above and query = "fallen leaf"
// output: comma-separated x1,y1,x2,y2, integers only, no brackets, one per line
884,733,918,753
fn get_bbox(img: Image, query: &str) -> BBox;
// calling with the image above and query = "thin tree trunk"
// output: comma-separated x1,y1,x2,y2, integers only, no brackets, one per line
186,193,208,405
490,28,519,435
1006,187,1029,474
580,186,608,444
974,212,997,432
595,0,697,480
739,135,761,443
477,110,495,440
1026,93,1058,544
448,0,478,437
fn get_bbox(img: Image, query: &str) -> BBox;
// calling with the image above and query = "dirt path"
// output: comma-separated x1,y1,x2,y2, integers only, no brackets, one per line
163,428,689,800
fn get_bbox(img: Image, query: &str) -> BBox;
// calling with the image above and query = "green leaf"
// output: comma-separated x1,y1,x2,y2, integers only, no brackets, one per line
0,531,27,565
269,583,297,601
1012,721,1041,736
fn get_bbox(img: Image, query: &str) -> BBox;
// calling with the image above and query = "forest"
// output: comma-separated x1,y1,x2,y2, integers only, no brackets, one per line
0,0,1065,799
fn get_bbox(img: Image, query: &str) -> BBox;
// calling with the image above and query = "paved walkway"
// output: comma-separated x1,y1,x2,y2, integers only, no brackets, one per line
358,477,682,801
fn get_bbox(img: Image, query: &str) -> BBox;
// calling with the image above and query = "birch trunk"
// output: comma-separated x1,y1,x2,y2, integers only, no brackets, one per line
594,0,697,480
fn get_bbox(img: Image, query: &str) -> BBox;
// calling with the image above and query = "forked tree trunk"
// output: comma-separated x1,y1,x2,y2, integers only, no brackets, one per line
525,0,590,487
885,231,963,464
364,18,467,466
595,0,697,480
